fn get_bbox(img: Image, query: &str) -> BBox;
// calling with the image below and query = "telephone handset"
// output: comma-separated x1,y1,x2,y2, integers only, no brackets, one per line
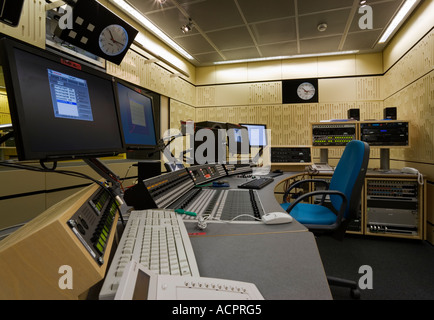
307,163,334,174
401,167,424,185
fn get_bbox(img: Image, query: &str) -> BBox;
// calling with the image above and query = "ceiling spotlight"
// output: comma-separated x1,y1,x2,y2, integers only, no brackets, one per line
181,19,194,34
317,23,328,32
360,0,367,6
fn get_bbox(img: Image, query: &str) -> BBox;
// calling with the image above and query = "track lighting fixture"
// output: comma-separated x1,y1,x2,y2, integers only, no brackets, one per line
181,19,194,34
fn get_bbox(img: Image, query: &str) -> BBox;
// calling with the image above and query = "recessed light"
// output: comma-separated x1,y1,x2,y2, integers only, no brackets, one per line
317,23,327,32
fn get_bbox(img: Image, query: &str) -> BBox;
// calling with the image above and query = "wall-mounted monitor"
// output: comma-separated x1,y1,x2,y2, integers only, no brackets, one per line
114,80,157,150
0,38,125,161
226,123,249,155
238,123,267,147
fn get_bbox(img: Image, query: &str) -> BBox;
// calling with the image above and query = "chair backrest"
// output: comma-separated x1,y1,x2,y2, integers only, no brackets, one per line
329,140,370,221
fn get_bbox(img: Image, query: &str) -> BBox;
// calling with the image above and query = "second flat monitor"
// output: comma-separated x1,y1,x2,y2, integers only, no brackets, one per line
115,80,157,150
239,123,268,147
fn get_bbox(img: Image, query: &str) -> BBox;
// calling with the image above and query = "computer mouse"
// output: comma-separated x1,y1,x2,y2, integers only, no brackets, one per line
261,212,293,224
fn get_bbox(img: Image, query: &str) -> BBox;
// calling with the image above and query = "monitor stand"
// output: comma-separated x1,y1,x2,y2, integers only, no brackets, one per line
84,158,122,196
379,148,390,172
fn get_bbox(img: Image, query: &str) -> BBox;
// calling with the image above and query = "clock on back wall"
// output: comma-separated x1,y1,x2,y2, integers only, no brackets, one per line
282,79,319,104
54,0,138,65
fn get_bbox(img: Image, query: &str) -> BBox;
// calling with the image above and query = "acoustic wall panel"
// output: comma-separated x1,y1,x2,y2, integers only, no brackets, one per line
248,82,282,105
169,100,195,131
0,0,45,49
385,72,434,164
357,77,382,101
382,29,434,99
107,49,195,106
196,86,216,107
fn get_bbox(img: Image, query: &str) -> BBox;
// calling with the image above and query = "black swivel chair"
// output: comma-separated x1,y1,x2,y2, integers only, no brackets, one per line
280,140,370,299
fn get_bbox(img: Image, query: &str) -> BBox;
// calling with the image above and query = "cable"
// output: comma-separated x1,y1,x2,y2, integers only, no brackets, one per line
417,171,424,185
227,214,262,222
0,161,126,226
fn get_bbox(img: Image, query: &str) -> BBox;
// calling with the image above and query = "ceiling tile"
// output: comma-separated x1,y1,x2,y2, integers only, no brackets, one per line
251,17,297,45
206,26,256,51
221,47,261,61
145,7,195,38
297,0,353,15
298,8,352,39
237,0,295,23
128,0,176,13
181,0,244,32
194,51,225,64
174,33,216,54
121,0,416,66
349,1,403,32
300,35,342,53
343,29,383,51
259,41,298,57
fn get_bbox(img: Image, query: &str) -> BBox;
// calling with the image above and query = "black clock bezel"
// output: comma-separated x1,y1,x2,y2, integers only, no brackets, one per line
282,78,319,104
54,0,138,65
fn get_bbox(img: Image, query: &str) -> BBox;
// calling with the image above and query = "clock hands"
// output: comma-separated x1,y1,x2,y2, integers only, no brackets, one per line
108,29,125,47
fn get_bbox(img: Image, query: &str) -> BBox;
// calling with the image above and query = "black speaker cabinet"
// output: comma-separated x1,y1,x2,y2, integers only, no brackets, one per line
0,0,25,26
384,107,397,120
136,160,161,181
347,108,360,121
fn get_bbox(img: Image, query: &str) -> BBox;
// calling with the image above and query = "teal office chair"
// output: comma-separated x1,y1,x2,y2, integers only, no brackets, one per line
281,140,370,299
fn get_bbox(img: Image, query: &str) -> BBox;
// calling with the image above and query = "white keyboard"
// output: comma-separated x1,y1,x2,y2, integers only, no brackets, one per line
99,209,200,300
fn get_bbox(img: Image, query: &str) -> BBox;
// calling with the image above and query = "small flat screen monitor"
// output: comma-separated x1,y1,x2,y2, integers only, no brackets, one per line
239,123,267,147
0,38,125,161
115,80,157,150
227,124,249,154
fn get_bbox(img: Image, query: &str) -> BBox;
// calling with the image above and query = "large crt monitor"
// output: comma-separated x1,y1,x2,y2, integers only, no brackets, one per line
115,80,157,150
0,38,125,161
239,123,268,147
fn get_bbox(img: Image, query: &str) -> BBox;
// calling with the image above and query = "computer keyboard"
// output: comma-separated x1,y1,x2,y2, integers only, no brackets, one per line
99,209,199,300
237,177,274,190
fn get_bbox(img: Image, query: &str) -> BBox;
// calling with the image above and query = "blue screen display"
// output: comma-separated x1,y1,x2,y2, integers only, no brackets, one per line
240,124,267,147
116,82,157,148
48,69,93,121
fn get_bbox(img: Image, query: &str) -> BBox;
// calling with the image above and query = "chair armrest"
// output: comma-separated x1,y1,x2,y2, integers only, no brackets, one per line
282,179,330,203
285,190,348,224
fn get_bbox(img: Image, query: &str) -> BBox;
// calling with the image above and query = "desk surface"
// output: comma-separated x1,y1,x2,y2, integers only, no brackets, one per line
186,223,331,300
183,172,332,300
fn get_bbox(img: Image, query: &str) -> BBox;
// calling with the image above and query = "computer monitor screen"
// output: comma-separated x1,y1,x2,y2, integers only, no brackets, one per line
0,38,125,161
227,125,249,154
239,123,267,147
115,80,157,150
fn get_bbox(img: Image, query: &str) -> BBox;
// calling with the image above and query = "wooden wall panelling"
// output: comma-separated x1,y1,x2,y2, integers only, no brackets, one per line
170,76,195,107
196,87,216,107
169,100,194,130
280,105,292,147
385,72,434,165
357,77,382,101
237,106,251,124
270,105,283,146
146,62,170,96
383,29,434,99
109,50,140,85
0,0,46,49
248,82,282,105
108,49,196,107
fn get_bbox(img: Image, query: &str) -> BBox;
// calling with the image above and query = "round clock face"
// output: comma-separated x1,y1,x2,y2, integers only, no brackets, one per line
297,82,316,100
99,24,129,56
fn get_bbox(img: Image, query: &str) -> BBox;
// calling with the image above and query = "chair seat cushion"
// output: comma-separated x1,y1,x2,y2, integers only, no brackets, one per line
280,202,337,225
